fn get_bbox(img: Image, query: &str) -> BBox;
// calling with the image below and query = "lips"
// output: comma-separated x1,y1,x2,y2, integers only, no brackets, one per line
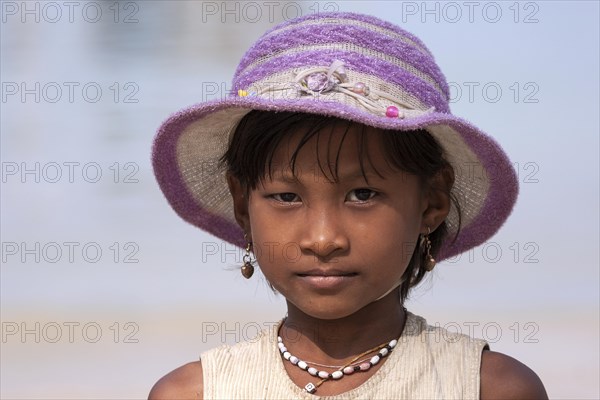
296,269,358,291
297,268,358,277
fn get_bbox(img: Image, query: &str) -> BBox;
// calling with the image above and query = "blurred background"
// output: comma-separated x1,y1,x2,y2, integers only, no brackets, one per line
1,1,598,398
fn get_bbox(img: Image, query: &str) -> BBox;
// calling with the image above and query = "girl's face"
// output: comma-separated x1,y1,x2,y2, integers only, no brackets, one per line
230,124,440,320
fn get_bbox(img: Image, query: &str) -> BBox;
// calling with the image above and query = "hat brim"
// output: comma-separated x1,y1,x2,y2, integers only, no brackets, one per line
152,96,518,261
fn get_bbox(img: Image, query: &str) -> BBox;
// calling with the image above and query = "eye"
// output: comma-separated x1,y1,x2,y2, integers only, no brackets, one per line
272,192,300,203
346,188,377,202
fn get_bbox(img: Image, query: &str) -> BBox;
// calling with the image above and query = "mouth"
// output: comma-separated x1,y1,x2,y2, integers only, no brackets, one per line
297,269,358,277
296,269,358,291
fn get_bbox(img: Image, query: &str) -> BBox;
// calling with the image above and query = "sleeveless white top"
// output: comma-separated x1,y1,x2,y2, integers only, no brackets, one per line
201,311,488,399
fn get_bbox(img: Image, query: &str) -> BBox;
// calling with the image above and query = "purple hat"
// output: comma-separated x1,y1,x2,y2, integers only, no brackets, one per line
152,12,518,261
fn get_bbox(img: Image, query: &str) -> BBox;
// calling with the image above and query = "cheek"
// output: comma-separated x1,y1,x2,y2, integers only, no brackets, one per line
247,201,292,270
354,208,420,265
247,198,267,237
248,201,282,238
367,229,417,269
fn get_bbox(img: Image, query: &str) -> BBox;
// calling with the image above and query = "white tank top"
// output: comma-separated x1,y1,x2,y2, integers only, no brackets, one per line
201,311,488,399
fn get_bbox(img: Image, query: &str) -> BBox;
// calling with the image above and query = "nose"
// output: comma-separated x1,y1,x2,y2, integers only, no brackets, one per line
299,207,349,260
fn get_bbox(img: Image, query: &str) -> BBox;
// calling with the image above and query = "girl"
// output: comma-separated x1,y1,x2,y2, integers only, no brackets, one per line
149,12,547,399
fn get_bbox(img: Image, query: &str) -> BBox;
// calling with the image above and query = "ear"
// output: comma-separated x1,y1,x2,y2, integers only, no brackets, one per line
226,172,251,234
421,166,453,233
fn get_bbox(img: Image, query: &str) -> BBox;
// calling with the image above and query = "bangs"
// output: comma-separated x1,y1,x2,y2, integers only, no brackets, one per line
221,111,445,190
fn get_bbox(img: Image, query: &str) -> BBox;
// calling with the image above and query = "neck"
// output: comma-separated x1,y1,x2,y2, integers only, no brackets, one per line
279,290,406,363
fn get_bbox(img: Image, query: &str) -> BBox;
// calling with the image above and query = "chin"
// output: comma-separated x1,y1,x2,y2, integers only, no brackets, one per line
294,300,367,321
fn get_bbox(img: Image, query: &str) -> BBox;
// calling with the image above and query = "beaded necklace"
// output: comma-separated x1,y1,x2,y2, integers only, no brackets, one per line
303,356,373,369
277,335,398,394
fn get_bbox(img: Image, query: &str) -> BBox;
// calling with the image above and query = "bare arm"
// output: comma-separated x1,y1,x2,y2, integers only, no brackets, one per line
148,361,203,400
480,350,547,400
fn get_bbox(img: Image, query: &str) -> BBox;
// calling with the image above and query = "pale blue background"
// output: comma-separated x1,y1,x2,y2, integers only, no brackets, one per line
1,1,598,398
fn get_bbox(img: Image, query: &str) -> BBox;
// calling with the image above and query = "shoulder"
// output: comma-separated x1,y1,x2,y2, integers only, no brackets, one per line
148,361,203,400
480,350,547,399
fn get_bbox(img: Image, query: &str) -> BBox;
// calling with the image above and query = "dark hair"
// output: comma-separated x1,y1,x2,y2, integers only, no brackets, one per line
221,110,461,303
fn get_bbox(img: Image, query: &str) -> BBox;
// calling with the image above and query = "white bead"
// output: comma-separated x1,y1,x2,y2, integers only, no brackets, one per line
343,366,355,375
389,339,398,348
277,336,282,342
308,367,318,376
298,361,308,370
283,351,291,360
379,347,389,357
318,370,330,379
279,346,287,353
370,355,381,365
290,356,299,365
331,371,343,380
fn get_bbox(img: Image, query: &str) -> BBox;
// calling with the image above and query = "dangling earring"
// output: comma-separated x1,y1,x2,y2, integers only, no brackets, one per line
421,227,436,271
241,234,254,279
